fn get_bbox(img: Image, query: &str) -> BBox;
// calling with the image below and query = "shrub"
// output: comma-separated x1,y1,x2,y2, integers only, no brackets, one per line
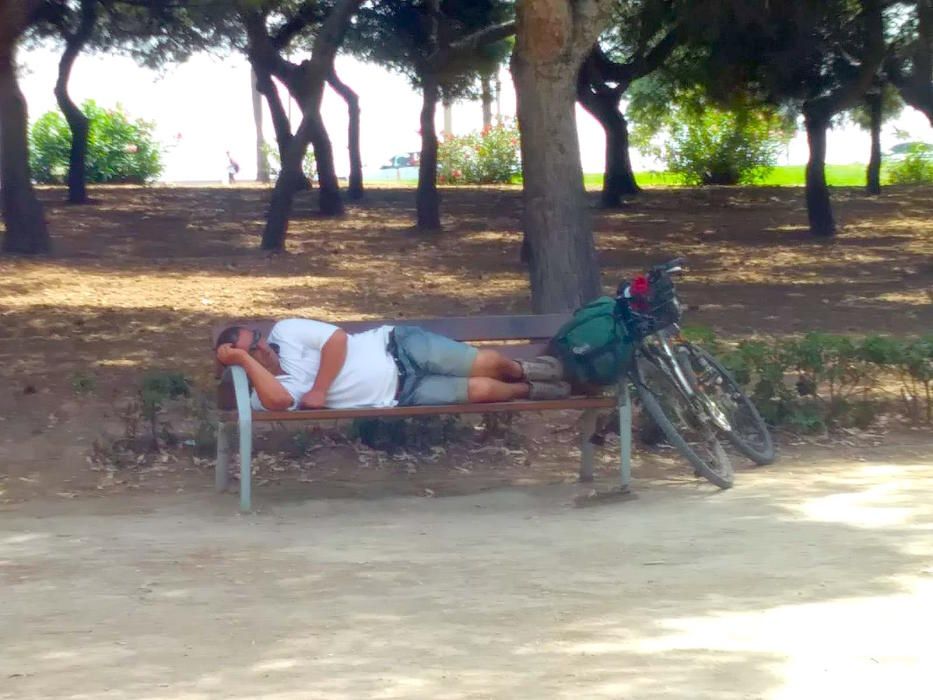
437,120,521,185
885,143,933,184
662,105,789,185
707,332,932,432
628,82,793,186
139,371,191,450
30,100,163,184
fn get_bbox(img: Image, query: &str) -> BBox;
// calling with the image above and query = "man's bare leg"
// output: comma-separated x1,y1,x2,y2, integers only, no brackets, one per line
467,377,530,402
469,349,523,381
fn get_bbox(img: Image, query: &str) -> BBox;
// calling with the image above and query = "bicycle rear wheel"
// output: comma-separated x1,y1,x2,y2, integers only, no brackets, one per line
679,344,775,465
633,350,734,489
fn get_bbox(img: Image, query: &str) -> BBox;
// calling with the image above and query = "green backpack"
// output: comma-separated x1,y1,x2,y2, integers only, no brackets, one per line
550,296,634,386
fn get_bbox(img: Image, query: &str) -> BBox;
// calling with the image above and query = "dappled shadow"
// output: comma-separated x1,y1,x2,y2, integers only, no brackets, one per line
1,456,931,697
0,184,929,503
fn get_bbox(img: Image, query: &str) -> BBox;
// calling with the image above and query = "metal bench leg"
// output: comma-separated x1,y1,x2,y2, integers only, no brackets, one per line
230,366,254,512
238,415,253,512
579,408,598,482
618,382,632,491
215,421,231,492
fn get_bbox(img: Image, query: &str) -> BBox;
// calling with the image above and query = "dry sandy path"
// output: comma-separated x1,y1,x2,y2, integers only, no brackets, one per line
2,449,932,699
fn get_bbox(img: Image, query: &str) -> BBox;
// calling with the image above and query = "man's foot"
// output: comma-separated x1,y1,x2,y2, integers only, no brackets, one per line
518,356,564,382
528,381,571,400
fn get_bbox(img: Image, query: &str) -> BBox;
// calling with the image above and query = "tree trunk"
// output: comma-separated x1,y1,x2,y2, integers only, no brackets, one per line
481,73,493,128
244,0,360,248
577,83,639,207
261,114,316,251
443,97,453,136
804,112,836,237
0,45,50,254
308,106,343,216
512,58,601,311
55,0,96,205
252,67,307,189
55,50,89,204
866,91,882,195
251,68,270,183
891,0,932,124
417,73,441,231
327,67,363,200
602,111,640,205
288,77,342,216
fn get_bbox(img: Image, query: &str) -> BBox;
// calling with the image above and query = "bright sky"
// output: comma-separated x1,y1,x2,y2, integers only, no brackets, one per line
17,45,933,183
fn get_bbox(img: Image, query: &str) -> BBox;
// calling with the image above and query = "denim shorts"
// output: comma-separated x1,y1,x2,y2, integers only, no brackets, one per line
391,326,479,406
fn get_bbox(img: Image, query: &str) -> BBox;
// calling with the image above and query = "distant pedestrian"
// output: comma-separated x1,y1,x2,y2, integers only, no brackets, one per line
226,151,240,184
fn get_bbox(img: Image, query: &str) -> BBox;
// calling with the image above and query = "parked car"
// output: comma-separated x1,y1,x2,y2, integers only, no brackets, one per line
380,152,421,169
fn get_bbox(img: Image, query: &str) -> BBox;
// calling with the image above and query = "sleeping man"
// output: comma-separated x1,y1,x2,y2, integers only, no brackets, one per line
215,319,568,411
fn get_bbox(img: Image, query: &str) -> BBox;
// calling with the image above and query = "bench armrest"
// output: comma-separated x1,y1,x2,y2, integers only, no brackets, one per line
218,365,253,418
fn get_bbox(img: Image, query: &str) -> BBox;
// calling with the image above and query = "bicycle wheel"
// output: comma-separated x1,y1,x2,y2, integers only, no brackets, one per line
633,350,734,489
678,344,775,465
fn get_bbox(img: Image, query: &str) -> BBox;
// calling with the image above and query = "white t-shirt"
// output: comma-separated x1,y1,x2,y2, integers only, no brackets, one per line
251,319,398,411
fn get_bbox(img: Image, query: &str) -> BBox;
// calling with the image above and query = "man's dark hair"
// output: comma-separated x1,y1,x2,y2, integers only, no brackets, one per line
215,326,245,350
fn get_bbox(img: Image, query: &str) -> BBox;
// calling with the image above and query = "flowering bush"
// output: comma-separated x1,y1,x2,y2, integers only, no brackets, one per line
30,100,162,184
437,120,521,185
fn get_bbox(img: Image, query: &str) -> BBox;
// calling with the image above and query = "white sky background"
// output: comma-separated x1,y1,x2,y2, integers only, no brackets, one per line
17,45,933,183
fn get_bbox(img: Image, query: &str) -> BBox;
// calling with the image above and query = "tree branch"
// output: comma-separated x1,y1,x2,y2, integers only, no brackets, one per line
309,0,363,68
271,3,322,51
571,0,616,57
810,0,886,119
241,9,302,92
587,20,682,92
444,20,515,63
56,0,97,94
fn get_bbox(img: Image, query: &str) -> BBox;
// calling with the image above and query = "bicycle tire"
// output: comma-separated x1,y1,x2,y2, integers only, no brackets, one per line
680,344,775,465
633,351,734,489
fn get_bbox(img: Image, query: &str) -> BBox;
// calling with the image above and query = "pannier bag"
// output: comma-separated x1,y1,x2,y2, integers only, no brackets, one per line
550,296,635,386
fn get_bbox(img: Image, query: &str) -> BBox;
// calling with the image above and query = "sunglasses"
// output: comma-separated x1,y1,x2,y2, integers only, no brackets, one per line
246,330,279,356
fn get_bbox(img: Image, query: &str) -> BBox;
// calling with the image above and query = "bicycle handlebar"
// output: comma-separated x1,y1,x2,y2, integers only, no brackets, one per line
652,257,686,274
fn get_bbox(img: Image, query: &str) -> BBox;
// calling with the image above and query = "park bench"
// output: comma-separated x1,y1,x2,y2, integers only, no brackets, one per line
213,314,633,511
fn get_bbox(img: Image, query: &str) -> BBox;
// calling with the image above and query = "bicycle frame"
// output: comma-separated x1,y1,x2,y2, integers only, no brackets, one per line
631,325,733,434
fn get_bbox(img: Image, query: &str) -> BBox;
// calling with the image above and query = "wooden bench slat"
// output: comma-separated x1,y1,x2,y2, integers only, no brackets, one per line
219,396,617,422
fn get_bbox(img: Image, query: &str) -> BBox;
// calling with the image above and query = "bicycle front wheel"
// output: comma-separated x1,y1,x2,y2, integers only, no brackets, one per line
633,350,734,489
679,344,775,465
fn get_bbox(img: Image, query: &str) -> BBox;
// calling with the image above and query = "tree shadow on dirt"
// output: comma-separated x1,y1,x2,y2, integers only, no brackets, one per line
1,456,930,697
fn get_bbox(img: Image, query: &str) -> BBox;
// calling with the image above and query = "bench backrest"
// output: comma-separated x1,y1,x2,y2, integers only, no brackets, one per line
211,314,568,347
211,314,571,410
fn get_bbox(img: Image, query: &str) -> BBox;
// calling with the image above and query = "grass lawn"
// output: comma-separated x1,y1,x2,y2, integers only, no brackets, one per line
375,164,870,190
583,163,870,189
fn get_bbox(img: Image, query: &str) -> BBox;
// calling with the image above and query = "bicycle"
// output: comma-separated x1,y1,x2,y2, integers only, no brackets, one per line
616,257,775,489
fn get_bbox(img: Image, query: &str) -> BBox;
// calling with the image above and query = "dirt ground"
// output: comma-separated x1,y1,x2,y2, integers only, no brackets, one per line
2,440,932,699
0,183,930,502
0,184,931,698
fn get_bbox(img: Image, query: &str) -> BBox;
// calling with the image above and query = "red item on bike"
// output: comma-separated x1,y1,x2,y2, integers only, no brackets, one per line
630,275,650,295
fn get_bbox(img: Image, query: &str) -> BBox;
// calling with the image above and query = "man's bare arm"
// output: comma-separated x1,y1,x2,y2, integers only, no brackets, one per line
216,345,293,411
301,329,348,409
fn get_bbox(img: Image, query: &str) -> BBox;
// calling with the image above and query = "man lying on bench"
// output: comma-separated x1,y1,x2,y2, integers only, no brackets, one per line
214,319,568,411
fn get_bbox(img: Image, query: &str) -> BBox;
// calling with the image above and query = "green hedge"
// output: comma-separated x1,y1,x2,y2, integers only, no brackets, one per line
682,329,933,432
30,100,163,184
